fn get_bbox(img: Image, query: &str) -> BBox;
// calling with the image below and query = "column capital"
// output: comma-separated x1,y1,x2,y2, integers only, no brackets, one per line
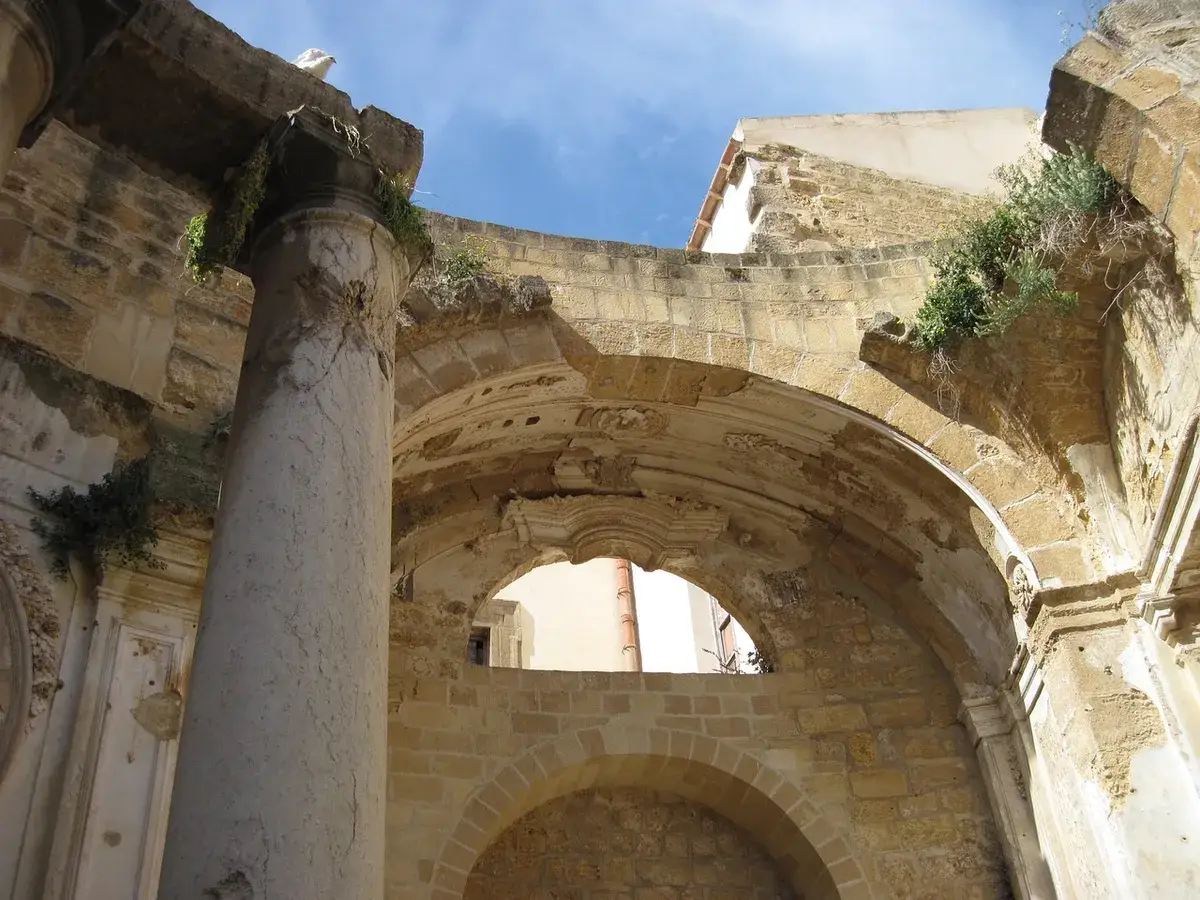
14,0,146,147
960,694,1013,745
238,106,433,270
1025,572,1141,660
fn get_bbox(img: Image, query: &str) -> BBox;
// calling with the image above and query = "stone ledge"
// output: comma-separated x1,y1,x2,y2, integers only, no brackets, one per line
428,211,933,271
42,0,422,200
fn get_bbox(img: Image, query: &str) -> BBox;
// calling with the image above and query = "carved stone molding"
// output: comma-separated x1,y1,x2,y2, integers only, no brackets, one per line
0,521,59,715
959,693,1058,900
1009,562,1037,618
1137,411,1200,642
502,495,729,572
576,406,669,438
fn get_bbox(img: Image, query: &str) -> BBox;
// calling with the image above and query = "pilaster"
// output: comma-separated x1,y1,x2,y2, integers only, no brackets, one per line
960,692,1058,900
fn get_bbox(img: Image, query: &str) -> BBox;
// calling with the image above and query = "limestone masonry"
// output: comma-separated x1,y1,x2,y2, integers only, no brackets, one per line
0,1,1199,899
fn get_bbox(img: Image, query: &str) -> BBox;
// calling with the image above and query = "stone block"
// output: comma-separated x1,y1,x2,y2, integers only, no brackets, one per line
1001,496,1076,549
926,425,981,473
161,347,237,416
965,460,1039,510
794,353,853,397
0,218,30,268
1166,151,1200,262
18,291,94,365
22,236,114,308
1130,128,1179,217
173,302,245,371
866,697,927,728
1108,65,1181,112
456,328,513,377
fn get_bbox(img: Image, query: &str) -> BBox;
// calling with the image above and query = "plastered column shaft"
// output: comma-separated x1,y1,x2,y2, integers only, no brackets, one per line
158,208,405,900
0,2,52,182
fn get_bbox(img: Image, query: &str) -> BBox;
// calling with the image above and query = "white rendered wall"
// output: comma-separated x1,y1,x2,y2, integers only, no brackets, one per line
702,158,762,254
631,567,713,673
736,107,1041,195
493,558,624,671
490,561,749,674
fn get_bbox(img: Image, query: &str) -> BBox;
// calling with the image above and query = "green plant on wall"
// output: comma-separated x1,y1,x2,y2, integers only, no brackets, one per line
912,144,1125,351
440,236,489,284
29,456,162,579
184,140,272,284
377,171,435,263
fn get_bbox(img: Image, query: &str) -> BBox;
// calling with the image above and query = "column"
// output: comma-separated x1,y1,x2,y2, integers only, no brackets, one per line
961,693,1058,900
157,110,423,900
0,0,53,181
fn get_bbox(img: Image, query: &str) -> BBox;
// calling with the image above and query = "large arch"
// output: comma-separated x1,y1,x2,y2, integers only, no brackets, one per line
431,723,874,900
390,353,1036,690
395,216,1107,589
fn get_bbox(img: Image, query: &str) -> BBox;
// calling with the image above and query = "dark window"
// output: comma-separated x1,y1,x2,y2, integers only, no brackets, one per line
468,628,491,666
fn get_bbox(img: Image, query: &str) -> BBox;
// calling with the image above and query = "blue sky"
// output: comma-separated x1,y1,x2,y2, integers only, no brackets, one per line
193,0,1097,247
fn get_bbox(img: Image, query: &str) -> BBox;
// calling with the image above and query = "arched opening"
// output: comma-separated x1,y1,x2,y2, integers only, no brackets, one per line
388,359,1020,899
469,558,766,674
464,787,799,899
431,725,860,900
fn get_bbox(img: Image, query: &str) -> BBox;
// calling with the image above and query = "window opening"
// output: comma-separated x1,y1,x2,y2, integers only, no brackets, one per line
467,627,491,666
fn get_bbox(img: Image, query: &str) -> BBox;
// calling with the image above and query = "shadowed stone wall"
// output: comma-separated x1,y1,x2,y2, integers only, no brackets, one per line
463,787,799,900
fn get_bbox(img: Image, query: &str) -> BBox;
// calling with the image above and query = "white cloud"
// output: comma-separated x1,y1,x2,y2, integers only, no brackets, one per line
195,0,1045,151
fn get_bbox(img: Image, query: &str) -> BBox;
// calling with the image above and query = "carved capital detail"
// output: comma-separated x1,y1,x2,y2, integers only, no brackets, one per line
502,495,729,572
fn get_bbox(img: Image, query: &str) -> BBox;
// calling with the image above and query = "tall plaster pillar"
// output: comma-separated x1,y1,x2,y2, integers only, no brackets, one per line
157,110,424,900
0,0,53,181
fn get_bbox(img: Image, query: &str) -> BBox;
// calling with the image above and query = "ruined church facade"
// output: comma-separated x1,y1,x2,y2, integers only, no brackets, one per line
0,1,1199,899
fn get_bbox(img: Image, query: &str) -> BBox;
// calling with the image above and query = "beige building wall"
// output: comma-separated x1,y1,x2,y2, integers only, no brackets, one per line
737,108,1041,195
702,108,1041,255
476,563,739,674
493,558,624,672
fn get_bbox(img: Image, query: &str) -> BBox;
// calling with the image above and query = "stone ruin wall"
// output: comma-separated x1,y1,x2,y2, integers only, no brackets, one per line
743,145,997,254
387,663,1006,900
1047,1,1200,539
3,4,1200,896
0,121,949,441
384,514,1009,900
463,787,798,900
0,113,1012,900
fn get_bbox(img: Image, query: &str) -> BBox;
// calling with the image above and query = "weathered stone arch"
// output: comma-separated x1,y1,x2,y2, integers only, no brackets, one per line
396,502,993,726
390,353,1047,686
431,723,875,900
395,316,1091,588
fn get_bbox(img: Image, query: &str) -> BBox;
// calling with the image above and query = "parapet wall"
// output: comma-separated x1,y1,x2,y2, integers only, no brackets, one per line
0,123,935,433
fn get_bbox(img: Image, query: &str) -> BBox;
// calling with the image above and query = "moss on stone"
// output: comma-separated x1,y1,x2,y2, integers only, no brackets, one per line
184,139,272,284
377,172,434,265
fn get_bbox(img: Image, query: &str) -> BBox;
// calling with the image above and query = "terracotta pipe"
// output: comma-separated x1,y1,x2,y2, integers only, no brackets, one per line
614,558,643,672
